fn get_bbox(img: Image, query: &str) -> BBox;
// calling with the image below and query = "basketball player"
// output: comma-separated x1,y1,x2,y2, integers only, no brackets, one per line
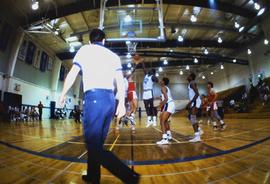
187,73,203,142
156,77,175,145
126,58,140,130
198,94,210,124
207,82,226,130
59,29,139,184
141,60,159,127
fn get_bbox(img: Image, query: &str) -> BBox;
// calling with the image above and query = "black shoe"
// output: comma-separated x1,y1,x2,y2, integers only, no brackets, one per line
125,173,140,184
82,175,92,183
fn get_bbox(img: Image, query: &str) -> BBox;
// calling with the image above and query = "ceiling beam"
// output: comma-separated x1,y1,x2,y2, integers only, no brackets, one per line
57,50,248,65
26,0,256,26
70,22,256,38
106,39,242,49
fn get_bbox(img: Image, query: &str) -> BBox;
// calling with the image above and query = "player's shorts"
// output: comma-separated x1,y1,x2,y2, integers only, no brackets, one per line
191,98,201,109
210,101,218,111
143,90,153,100
162,101,175,114
128,91,138,101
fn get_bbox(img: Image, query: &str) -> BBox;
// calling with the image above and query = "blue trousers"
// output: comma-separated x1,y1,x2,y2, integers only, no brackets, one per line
83,89,138,184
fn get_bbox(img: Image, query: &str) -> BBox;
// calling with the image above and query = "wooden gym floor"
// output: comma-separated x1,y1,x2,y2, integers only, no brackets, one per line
0,114,269,184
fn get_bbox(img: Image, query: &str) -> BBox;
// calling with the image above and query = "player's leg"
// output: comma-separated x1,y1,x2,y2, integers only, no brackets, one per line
156,109,171,145
149,98,157,126
144,99,152,127
189,106,202,142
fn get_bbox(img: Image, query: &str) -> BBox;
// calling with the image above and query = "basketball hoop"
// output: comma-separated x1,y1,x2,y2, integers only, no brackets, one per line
126,41,138,55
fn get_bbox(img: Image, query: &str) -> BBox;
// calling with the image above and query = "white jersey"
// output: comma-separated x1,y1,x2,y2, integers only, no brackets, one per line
124,78,129,98
73,44,122,92
161,86,173,103
143,74,154,90
188,80,201,108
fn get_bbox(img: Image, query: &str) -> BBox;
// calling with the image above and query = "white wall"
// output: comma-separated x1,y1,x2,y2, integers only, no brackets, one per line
206,63,250,92
6,76,81,119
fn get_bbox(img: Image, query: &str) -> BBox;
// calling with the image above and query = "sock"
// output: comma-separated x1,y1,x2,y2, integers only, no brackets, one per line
194,132,200,137
166,130,171,136
153,116,157,123
212,121,217,126
147,116,152,122
220,120,224,125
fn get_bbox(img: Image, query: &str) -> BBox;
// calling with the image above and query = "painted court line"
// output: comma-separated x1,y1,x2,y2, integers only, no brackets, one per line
48,150,88,183
1,134,269,166
109,134,120,151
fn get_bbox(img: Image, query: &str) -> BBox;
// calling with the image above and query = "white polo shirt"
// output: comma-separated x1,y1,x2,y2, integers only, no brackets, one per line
73,44,122,92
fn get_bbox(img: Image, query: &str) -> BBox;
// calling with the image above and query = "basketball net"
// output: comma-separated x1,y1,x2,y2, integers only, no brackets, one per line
126,41,138,55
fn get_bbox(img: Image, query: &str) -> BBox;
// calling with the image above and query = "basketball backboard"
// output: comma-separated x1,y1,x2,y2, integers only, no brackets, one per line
99,0,165,42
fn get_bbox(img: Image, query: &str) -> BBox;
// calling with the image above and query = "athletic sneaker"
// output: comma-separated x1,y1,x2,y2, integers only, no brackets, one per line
189,136,201,143
167,134,172,140
146,120,153,128
156,139,169,145
153,116,157,126
213,126,218,131
220,124,227,130
189,132,201,143
199,127,204,135
128,115,136,125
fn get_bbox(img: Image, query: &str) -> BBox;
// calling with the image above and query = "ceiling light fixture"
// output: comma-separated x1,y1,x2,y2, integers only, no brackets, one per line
155,73,159,77
233,59,237,63
247,49,252,55
158,67,163,72
178,35,184,42
186,65,190,70
257,8,265,16
179,70,183,75
204,48,209,55
202,75,206,79
218,37,223,43
264,39,269,45
221,64,224,70
163,60,168,65
210,72,214,75
239,26,245,32
194,58,199,63
254,3,260,10
234,22,240,29
248,0,254,5
32,0,39,10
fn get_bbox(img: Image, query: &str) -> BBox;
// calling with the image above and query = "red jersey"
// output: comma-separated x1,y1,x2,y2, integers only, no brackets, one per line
128,82,136,92
208,89,216,103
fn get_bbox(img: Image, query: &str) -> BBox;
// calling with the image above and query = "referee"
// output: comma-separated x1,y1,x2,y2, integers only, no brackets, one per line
60,29,140,184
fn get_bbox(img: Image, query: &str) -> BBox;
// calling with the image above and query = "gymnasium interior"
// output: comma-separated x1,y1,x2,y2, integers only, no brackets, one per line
0,0,270,183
